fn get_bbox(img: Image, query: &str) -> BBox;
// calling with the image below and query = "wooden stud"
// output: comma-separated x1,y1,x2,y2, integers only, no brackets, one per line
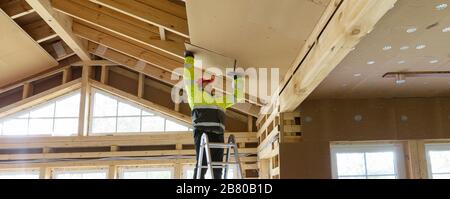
110,145,119,152
62,67,72,84
108,165,117,179
100,65,109,84
138,73,144,98
417,140,429,179
39,167,51,179
22,83,31,99
247,115,253,132
78,65,91,136
174,162,181,179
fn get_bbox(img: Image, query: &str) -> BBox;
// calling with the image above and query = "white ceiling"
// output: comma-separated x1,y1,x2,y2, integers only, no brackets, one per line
310,0,450,99
186,0,330,79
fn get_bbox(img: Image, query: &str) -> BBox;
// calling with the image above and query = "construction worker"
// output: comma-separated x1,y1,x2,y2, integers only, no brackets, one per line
183,50,244,179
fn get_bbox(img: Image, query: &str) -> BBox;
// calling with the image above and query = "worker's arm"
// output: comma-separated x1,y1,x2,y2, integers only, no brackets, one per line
183,52,195,108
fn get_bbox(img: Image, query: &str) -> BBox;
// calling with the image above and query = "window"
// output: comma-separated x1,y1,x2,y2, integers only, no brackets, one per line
330,143,405,179
182,164,238,179
425,143,450,179
0,91,80,136
52,168,108,179
0,169,40,179
90,89,190,134
118,166,174,179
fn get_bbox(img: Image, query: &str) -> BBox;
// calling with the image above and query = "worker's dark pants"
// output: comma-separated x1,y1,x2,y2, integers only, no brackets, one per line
193,129,224,179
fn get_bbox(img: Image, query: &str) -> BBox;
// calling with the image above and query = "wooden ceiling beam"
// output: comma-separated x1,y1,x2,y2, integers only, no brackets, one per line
0,0,34,19
73,21,182,72
90,0,189,38
274,0,397,112
88,42,177,86
25,0,91,61
52,0,185,59
21,18,58,43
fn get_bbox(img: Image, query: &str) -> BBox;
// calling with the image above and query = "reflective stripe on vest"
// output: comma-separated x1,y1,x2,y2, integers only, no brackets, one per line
193,122,225,130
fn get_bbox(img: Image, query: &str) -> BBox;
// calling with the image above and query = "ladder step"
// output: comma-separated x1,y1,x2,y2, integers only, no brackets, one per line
211,162,238,166
197,162,238,169
207,143,235,148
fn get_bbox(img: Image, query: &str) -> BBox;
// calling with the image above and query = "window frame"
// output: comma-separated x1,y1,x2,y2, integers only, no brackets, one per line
117,165,175,179
330,142,406,179
89,89,191,135
0,90,81,137
424,143,450,179
51,167,109,179
0,168,40,179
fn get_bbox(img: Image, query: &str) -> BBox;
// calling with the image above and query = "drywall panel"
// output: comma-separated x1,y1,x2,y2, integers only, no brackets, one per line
0,9,58,87
186,0,330,79
300,98,450,142
279,141,331,179
311,0,450,99
281,97,450,178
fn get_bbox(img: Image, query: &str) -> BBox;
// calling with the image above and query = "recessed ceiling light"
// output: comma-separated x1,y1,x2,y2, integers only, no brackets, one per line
350,47,356,51
443,27,450,33
367,61,375,65
406,27,417,33
416,44,426,50
430,60,439,64
400,46,409,50
398,60,406,64
383,45,392,51
436,3,448,10
354,73,362,77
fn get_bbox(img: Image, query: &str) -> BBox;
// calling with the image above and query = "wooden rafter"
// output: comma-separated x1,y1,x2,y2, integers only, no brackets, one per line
267,0,397,112
90,0,189,38
73,21,183,72
21,18,58,43
25,0,91,61
0,0,34,19
52,0,185,59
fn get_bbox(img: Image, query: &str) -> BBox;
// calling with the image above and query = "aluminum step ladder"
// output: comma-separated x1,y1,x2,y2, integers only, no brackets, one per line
196,133,243,179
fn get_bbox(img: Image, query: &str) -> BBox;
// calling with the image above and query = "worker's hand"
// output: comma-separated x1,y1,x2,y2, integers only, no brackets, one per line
184,50,194,58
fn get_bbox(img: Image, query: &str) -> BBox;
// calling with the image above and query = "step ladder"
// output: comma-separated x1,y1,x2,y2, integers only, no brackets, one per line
196,133,243,179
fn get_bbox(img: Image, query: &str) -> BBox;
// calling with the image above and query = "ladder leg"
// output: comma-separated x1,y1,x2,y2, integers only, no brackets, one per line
203,134,215,179
230,135,243,179
196,134,206,179
224,136,232,179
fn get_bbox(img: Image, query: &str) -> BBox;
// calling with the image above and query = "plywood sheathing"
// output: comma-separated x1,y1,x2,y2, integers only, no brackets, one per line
0,9,58,87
